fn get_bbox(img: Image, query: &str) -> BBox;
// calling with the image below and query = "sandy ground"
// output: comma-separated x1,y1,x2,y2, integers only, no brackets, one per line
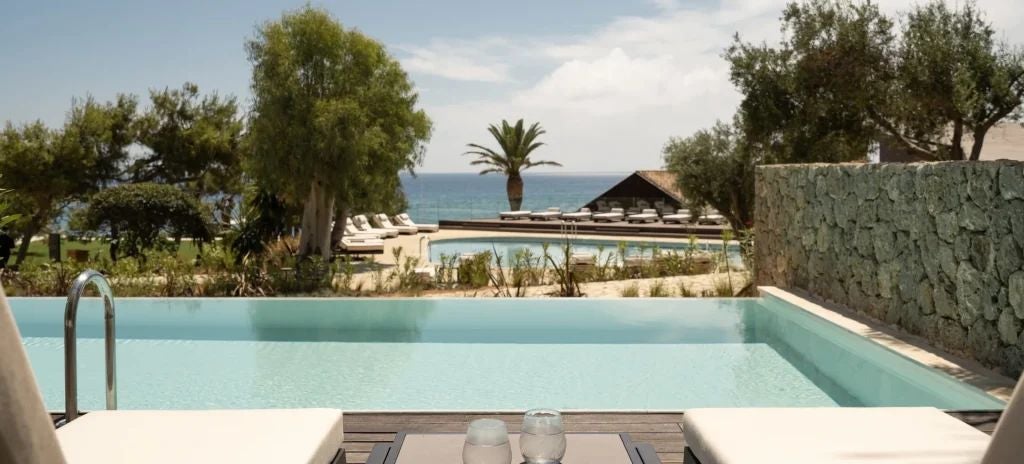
345,228,746,297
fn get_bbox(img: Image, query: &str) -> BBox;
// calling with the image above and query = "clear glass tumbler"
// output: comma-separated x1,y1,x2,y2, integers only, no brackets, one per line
463,418,512,464
520,409,566,464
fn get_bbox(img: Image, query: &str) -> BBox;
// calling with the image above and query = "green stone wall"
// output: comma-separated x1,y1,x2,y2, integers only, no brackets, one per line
755,161,1024,377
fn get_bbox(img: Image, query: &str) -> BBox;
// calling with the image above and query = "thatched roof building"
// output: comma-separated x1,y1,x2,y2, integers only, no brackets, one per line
583,170,685,213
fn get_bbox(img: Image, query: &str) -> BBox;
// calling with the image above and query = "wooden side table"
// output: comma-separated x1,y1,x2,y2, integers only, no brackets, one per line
366,432,661,464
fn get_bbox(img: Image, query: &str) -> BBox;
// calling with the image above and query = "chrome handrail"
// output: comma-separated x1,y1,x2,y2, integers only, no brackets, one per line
64,269,117,423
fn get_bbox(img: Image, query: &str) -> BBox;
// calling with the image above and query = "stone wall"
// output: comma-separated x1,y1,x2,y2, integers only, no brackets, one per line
756,161,1024,377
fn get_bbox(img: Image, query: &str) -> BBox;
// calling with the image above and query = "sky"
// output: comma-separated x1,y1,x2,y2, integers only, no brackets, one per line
2,0,1023,173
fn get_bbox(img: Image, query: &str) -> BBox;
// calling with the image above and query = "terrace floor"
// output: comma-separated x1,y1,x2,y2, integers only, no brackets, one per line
339,410,1003,463
439,218,729,239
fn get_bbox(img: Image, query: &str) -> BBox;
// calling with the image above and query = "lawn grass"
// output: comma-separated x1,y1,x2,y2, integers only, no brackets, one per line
19,238,203,266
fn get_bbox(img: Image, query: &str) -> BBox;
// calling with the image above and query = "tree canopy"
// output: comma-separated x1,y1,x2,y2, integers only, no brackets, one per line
727,0,1024,162
246,5,431,258
664,120,756,231
132,83,244,194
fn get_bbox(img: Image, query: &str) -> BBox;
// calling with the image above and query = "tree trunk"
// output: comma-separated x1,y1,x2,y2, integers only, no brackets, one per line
14,229,34,266
109,225,119,262
969,128,989,161
506,174,524,211
951,120,965,160
329,204,349,249
298,181,334,260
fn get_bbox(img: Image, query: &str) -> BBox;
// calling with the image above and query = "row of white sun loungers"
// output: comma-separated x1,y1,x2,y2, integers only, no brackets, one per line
337,213,438,255
499,207,727,224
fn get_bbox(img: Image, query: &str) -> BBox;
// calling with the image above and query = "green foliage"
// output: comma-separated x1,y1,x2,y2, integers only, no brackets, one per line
80,183,214,259
63,94,138,189
228,188,292,262
0,187,22,229
132,82,244,194
664,120,755,231
457,252,492,288
726,0,890,163
464,119,559,210
885,1,1024,160
0,121,98,264
726,0,1024,162
246,6,431,256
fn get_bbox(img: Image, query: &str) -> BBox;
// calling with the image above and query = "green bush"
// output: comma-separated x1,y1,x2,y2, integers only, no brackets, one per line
79,183,214,260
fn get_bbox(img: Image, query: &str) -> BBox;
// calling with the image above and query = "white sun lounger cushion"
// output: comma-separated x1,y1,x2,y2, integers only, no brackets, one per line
499,211,532,219
562,208,592,220
683,407,991,464
353,216,398,237
628,209,659,222
593,208,624,221
373,214,416,234
396,213,438,232
340,238,385,252
57,409,344,464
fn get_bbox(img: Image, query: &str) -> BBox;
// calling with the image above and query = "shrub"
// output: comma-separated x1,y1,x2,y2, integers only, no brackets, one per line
620,282,640,297
79,183,214,260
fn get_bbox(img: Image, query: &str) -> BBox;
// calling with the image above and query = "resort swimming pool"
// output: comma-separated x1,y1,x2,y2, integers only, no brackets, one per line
12,295,1002,412
429,237,742,265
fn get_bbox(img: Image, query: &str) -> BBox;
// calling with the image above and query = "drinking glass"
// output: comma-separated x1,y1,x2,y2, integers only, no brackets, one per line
520,409,566,464
463,419,512,464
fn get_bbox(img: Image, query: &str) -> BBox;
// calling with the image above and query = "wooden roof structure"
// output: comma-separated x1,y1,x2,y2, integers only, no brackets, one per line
583,170,685,210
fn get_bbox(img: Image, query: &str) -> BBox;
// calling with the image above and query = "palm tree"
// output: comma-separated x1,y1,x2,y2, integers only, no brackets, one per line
464,119,561,211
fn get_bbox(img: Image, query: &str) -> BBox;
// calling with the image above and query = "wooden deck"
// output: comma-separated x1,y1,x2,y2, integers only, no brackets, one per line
439,218,729,239
339,411,1002,463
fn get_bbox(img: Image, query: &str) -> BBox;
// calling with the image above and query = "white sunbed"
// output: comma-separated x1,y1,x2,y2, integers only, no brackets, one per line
337,236,385,255
530,207,562,221
395,213,438,233
683,378,1023,464
372,213,416,235
0,286,345,464
561,207,592,222
352,215,398,238
627,208,659,224
499,210,532,220
344,223,384,240
662,209,691,224
593,207,625,222
699,209,727,225
569,253,596,266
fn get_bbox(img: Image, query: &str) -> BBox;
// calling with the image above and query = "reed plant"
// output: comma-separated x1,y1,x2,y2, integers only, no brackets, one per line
620,282,640,297
647,279,670,297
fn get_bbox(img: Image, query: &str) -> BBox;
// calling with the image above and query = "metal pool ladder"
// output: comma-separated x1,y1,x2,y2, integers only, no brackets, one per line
63,269,117,424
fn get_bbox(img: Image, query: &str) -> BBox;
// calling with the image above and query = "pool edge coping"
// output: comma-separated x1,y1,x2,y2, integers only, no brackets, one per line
759,286,1016,401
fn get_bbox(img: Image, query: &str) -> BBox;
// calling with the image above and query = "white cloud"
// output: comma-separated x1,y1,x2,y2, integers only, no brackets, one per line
397,38,520,83
409,0,1024,172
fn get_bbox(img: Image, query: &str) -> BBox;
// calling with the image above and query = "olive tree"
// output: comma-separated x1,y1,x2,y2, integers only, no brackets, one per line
727,0,1024,162
664,121,756,231
246,6,431,258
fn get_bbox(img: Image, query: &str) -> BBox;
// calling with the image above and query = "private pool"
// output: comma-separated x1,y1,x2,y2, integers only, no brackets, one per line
428,236,742,265
11,295,1002,412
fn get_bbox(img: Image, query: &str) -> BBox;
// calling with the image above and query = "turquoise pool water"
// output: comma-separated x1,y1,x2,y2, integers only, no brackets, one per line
11,296,1002,411
429,237,742,266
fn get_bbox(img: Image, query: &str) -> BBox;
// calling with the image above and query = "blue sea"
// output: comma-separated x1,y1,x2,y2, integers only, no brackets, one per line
402,172,626,223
